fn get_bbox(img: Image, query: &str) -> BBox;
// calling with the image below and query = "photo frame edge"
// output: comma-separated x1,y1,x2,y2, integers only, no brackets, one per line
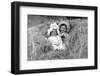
11,1,98,74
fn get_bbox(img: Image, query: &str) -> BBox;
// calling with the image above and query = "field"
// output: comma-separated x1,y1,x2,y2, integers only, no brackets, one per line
27,15,88,61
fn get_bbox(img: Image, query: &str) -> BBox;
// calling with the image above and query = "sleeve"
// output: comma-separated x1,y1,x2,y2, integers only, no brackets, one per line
57,36,63,44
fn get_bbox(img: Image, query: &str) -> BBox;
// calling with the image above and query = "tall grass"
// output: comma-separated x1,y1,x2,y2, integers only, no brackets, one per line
28,16,88,60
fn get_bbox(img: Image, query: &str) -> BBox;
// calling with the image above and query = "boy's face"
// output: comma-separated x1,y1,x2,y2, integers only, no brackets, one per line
60,25,66,33
51,30,57,36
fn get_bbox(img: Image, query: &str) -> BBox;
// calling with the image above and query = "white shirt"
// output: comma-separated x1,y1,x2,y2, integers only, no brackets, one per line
48,36,65,50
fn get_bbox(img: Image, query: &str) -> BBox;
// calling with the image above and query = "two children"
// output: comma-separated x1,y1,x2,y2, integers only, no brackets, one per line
47,21,70,50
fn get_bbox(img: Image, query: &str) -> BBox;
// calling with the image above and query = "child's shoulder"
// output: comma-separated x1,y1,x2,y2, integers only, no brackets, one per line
56,35,61,38
48,36,56,39
56,36,62,40
48,35,61,39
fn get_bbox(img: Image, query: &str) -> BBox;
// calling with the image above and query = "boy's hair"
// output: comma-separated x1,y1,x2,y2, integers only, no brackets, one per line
59,24,67,33
50,29,58,36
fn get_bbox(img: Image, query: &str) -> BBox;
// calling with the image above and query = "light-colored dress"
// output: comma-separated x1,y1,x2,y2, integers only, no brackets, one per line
48,36,65,50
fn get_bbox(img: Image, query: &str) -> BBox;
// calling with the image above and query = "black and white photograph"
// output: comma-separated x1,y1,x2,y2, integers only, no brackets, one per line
28,15,88,61
11,1,97,74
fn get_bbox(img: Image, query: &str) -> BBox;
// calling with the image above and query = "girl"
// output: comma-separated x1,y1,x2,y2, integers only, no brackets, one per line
59,21,70,45
47,23,65,50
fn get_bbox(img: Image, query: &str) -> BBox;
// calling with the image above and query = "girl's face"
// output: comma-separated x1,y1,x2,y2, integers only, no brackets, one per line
51,30,57,36
60,25,67,33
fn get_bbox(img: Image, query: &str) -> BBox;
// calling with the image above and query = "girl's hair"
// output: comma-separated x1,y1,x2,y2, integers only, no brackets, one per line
49,29,58,36
59,24,67,33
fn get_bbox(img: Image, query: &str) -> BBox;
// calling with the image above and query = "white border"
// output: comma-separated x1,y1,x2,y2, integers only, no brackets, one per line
20,6,94,70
